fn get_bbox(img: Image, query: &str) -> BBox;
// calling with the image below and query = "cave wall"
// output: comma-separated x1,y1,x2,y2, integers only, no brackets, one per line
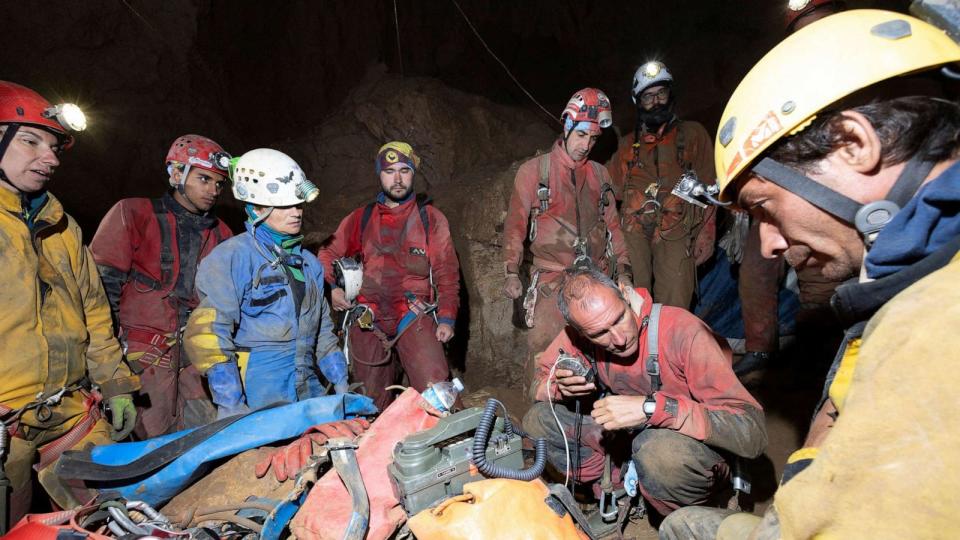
1,0,909,389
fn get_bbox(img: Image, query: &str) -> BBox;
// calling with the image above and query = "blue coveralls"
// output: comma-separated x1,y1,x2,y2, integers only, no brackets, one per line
184,222,348,415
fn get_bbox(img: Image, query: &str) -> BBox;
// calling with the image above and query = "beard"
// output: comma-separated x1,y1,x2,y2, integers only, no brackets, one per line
637,104,676,132
784,245,859,282
384,183,413,203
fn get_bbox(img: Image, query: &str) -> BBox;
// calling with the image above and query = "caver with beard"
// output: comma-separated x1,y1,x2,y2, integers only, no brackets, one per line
318,141,461,410
91,135,233,438
607,61,716,309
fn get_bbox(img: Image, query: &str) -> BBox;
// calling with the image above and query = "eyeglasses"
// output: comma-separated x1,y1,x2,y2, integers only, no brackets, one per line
639,87,670,106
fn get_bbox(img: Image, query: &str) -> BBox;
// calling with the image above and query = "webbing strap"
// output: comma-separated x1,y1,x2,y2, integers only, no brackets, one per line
886,156,935,207
539,153,551,186
150,198,175,288
646,303,662,392
752,157,861,224
359,194,431,245
676,122,688,171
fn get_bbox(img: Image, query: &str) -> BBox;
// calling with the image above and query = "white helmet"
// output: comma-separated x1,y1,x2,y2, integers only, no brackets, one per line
230,148,319,206
334,257,363,303
631,61,673,104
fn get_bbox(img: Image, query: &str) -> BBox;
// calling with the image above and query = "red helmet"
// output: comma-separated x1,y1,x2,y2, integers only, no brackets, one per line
165,134,230,178
785,0,844,33
0,81,80,148
561,88,613,136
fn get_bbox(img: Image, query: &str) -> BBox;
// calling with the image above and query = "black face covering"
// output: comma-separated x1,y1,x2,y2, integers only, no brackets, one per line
637,104,675,132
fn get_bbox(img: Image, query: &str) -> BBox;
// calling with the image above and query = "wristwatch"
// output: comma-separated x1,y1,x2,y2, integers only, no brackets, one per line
642,394,657,416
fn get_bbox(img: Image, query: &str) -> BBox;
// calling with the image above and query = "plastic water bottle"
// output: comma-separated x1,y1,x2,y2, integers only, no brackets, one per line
421,378,464,413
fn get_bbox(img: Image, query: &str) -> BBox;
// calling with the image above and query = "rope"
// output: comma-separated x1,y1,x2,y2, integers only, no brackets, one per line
449,0,560,126
394,0,405,77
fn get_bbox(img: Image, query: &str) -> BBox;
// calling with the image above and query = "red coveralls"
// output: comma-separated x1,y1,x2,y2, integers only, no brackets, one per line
524,288,766,515
90,195,231,437
607,122,716,308
318,196,460,410
502,141,631,398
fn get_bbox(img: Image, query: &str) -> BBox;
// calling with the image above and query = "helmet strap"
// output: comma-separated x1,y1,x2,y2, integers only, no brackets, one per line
0,123,22,192
173,163,208,215
751,155,934,248
246,204,273,226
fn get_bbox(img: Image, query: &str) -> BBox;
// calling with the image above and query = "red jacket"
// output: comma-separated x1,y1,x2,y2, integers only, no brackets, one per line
318,195,460,333
533,288,766,458
90,195,232,337
502,141,631,282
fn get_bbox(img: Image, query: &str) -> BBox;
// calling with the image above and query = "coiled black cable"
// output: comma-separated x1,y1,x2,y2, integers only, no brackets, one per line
471,399,546,481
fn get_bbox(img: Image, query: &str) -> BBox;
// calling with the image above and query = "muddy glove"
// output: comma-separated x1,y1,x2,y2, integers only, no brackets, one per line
502,274,523,299
207,361,249,418
107,394,137,441
718,211,750,264
318,350,349,394
254,418,371,482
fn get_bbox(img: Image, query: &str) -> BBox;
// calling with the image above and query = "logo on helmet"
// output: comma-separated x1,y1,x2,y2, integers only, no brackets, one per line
726,110,784,178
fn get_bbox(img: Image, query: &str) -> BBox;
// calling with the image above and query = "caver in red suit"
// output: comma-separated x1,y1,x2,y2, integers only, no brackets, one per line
524,279,766,517
91,134,232,438
501,88,632,399
318,142,460,410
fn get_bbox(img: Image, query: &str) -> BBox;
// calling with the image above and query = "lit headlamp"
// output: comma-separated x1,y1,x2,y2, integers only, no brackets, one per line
42,103,87,132
788,0,812,11
642,62,662,79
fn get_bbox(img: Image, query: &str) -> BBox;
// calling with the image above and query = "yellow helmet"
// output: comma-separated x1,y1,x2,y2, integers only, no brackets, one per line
715,9,960,200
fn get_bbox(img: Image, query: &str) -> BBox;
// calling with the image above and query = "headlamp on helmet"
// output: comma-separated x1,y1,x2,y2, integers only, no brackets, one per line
42,103,86,132
632,61,674,105
642,61,662,79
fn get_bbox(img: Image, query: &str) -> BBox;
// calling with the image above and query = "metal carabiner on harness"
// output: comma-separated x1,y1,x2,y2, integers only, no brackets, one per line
33,386,70,422
529,184,551,242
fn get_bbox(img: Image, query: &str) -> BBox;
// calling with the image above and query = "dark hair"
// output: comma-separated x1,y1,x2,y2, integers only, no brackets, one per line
557,266,623,329
766,96,960,174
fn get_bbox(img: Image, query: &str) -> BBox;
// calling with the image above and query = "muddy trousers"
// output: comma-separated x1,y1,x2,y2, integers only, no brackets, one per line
7,414,113,524
623,229,696,309
131,342,216,439
523,401,730,517
349,316,450,411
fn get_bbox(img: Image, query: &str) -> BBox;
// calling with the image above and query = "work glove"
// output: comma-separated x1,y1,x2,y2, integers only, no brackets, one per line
718,211,749,264
107,394,137,441
318,350,349,394
502,274,523,299
207,361,245,407
254,418,371,482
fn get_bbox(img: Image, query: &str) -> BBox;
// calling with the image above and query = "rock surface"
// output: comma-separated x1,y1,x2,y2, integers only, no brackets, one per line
277,68,556,390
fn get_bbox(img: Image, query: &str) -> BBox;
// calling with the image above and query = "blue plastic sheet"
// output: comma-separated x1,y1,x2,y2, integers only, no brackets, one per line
86,393,377,506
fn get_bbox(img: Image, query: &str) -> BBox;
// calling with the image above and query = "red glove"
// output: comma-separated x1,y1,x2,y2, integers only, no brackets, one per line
254,418,371,482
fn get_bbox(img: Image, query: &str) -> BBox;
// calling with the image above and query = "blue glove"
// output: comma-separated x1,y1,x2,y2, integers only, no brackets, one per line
318,350,349,394
207,361,245,408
